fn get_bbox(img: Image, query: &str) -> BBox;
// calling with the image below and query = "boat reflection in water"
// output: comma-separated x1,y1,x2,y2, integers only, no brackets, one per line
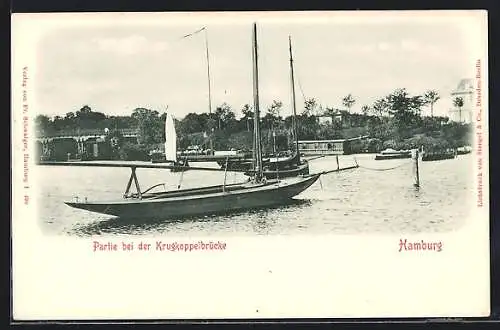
69,199,312,236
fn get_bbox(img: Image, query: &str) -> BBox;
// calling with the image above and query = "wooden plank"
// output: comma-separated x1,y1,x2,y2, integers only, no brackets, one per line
321,165,359,175
36,161,242,172
37,160,351,176
124,169,134,197
132,167,142,199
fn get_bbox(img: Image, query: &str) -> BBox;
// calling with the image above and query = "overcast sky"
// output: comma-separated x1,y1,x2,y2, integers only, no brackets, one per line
32,11,486,119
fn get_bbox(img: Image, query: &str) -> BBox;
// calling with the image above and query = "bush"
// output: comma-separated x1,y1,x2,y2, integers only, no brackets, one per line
118,143,150,161
401,135,450,151
366,138,383,153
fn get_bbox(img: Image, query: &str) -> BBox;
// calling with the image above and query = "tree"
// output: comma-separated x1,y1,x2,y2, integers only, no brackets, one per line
372,99,388,118
52,115,64,131
181,113,204,134
34,114,52,136
303,97,318,116
384,88,425,140
105,129,124,160
241,104,253,131
131,108,163,145
424,90,440,117
324,107,337,116
453,97,464,123
266,100,283,129
63,112,77,129
79,105,92,114
267,100,283,118
385,89,424,118
75,105,107,129
214,102,235,130
361,105,370,116
342,94,356,113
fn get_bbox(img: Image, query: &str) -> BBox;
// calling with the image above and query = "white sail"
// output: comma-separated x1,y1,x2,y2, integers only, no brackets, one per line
165,113,177,162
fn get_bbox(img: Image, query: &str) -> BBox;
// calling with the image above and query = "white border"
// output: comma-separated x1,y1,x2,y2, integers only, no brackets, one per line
11,11,489,320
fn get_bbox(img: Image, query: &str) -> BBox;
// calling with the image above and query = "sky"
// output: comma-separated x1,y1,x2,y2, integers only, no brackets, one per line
31,11,486,119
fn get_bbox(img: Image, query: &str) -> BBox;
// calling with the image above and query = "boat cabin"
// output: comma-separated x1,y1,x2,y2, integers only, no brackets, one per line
298,136,368,155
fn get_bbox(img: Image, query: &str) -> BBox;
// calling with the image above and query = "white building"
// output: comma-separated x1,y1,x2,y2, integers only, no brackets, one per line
317,116,333,125
449,78,474,123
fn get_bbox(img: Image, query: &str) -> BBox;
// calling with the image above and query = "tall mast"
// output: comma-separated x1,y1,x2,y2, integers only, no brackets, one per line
289,36,300,166
204,27,212,115
252,23,263,181
203,27,214,152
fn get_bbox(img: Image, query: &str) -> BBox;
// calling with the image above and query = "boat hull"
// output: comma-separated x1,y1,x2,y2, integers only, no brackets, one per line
218,159,254,171
245,161,309,179
218,152,299,171
374,153,411,160
422,152,455,161
65,174,320,220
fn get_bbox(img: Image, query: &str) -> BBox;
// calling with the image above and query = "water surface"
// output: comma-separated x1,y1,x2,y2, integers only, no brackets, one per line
35,154,473,237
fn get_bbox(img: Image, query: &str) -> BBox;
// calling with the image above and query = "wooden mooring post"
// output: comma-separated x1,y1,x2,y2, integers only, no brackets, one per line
222,156,229,192
413,149,420,188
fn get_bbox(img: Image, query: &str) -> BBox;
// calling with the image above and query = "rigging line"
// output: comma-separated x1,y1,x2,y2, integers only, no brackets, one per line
179,26,212,115
180,26,206,39
354,157,413,171
288,41,307,103
297,74,307,103
293,64,308,103
141,26,207,56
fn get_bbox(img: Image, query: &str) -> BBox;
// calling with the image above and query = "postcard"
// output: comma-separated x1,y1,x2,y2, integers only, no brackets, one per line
11,10,489,320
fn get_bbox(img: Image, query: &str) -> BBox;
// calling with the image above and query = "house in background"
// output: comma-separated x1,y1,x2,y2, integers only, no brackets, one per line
449,78,474,123
317,116,333,125
318,108,345,126
298,136,369,155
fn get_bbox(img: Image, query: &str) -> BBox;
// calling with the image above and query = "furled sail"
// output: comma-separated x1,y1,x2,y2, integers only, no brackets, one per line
165,113,177,162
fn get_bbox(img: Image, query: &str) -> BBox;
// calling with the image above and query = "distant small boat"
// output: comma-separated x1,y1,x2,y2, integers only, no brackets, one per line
456,146,472,155
375,148,412,160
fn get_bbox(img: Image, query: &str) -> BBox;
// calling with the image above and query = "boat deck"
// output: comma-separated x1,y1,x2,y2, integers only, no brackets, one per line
69,177,311,205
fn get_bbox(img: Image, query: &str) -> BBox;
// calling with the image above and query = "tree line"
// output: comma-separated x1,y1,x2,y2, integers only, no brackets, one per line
35,88,471,160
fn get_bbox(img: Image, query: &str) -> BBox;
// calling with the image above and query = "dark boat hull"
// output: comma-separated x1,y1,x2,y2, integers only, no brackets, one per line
422,153,455,161
218,152,299,171
245,161,309,179
375,153,411,160
150,159,190,171
170,160,190,172
65,174,320,220
218,159,254,171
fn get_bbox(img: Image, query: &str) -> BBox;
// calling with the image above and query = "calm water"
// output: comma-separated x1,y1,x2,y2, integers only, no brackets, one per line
36,154,473,237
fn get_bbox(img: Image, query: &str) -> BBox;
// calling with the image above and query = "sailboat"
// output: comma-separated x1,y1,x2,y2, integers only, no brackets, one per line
63,23,321,220
244,36,309,179
166,113,190,171
151,113,189,171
